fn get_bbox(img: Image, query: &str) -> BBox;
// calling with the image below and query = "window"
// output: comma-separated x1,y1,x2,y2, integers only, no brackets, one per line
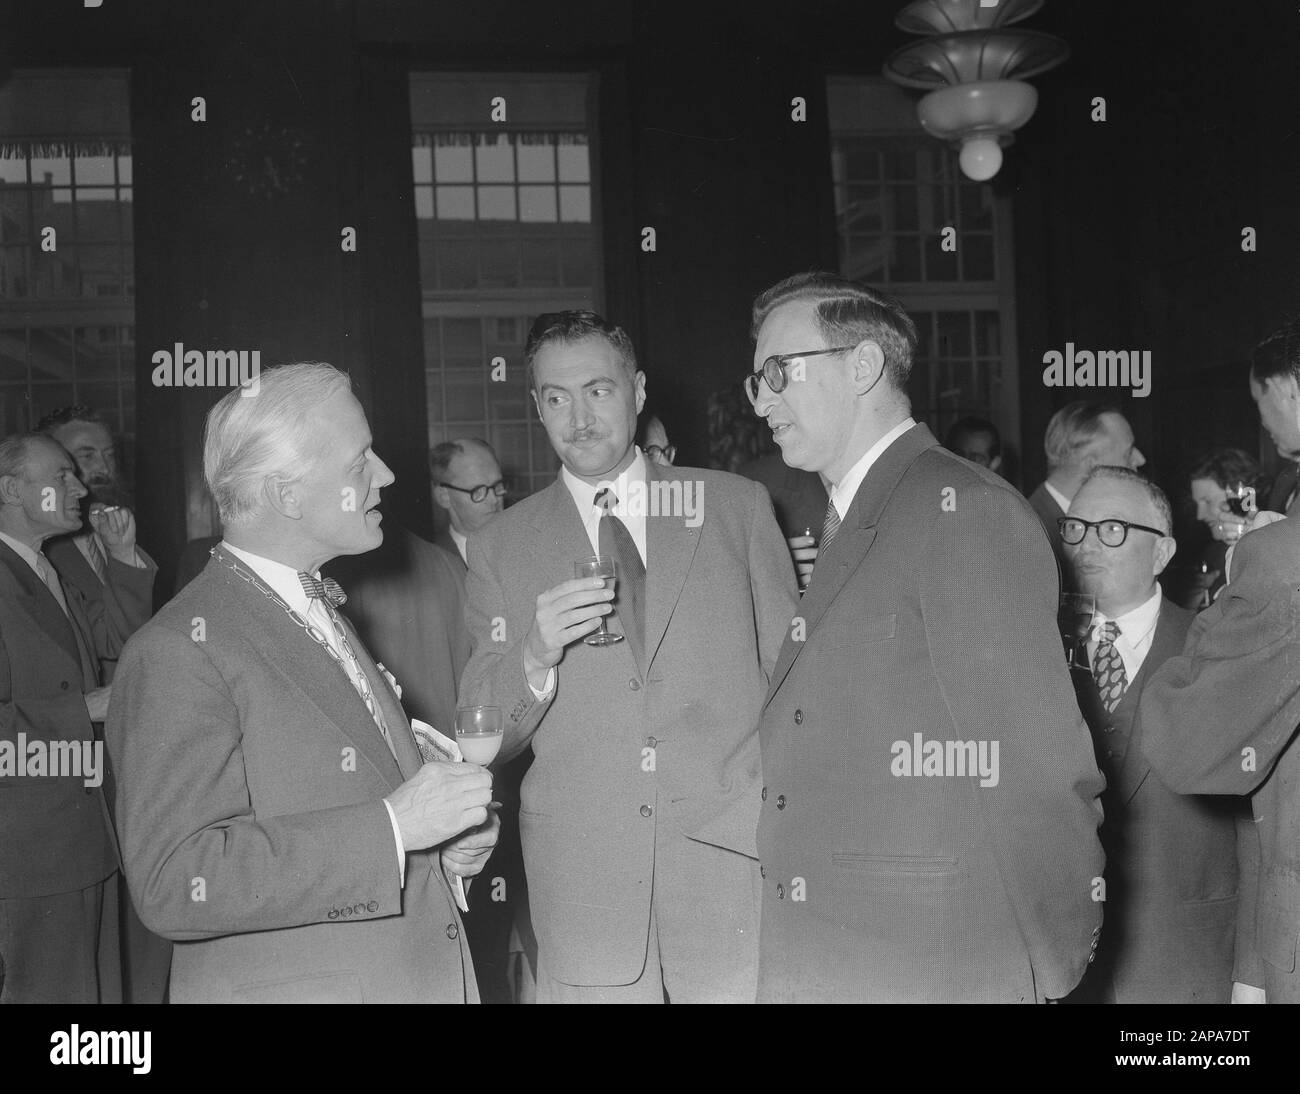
0,70,135,466
410,73,599,500
828,77,1019,455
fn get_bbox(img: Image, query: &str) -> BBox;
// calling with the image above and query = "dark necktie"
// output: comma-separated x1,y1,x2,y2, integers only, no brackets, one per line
86,534,109,584
820,497,842,553
1091,621,1128,714
298,572,348,608
595,488,646,666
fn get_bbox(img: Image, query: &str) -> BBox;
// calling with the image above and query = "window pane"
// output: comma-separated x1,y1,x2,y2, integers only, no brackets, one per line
519,185,557,222
436,238,478,289
0,189,30,242
442,317,482,364
435,143,473,182
479,239,520,287
0,150,26,184
936,311,972,358
475,136,514,182
436,185,475,221
963,234,995,281
118,154,132,186
80,245,120,297
412,146,433,183
443,370,484,419
30,151,71,186
521,237,560,286
923,234,958,282
561,237,593,286
893,236,922,281
74,326,119,380
1,246,29,296
76,198,119,240
559,186,590,222
517,142,555,182
414,185,433,219
557,142,589,182
477,186,516,220
74,152,115,186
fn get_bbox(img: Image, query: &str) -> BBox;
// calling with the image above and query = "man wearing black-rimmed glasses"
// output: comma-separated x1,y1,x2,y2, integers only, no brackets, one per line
1061,465,1248,1004
431,438,507,568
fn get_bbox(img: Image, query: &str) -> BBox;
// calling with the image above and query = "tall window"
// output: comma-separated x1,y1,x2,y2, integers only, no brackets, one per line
828,77,1019,456
0,70,135,463
410,73,599,500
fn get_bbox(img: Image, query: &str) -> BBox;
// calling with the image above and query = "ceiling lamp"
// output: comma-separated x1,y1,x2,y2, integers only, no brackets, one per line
883,0,1068,181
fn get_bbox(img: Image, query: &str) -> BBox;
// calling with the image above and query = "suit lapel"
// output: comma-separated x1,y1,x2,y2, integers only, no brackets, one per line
0,540,84,674
644,463,700,673
340,612,424,781
765,423,936,706
207,561,405,788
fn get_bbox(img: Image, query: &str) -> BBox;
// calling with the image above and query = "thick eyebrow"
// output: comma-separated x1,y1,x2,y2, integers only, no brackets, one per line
539,375,621,394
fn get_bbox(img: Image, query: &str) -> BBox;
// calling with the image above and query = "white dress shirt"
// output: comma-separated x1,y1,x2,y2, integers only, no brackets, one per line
527,449,651,702
449,526,468,565
829,418,917,520
1044,480,1072,515
1086,587,1162,684
222,541,408,883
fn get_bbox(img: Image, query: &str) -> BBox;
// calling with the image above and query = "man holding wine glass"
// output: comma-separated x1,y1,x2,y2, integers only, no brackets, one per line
460,311,796,1003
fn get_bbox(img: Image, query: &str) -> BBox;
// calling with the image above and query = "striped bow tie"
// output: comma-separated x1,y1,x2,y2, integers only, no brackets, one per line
298,572,348,608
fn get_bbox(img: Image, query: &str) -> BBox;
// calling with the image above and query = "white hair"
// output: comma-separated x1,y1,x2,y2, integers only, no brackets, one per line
203,361,352,525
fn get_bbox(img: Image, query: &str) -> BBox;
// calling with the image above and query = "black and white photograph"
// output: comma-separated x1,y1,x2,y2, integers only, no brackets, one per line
0,0,1297,1072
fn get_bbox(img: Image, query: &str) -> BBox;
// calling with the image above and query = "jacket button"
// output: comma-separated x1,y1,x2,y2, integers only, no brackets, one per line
776,794,786,810
777,883,785,900
640,805,652,817
629,679,641,690
794,709,803,725
1105,749,1116,759
446,923,459,940
761,786,767,802
646,736,657,748
1103,725,1115,734
60,681,69,690
759,865,766,879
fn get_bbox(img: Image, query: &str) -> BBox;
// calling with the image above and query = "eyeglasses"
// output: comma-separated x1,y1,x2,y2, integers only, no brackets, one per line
644,444,676,463
441,479,507,504
1058,516,1167,548
744,346,857,402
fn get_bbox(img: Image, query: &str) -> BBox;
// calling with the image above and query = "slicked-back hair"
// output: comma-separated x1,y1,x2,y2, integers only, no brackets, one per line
1044,400,1122,473
944,416,1002,459
35,405,106,434
203,361,352,526
750,272,919,391
1189,447,1261,492
1080,465,1173,537
524,310,638,393
0,431,51,482
429,438,496,484
1251,316,1300,387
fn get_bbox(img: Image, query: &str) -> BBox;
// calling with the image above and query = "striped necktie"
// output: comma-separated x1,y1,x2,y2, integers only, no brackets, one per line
820,498,842,553
85,534,109,584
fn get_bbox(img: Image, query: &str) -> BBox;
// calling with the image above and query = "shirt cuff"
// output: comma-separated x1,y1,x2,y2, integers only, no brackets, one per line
382,798,406,887
528,666,556,702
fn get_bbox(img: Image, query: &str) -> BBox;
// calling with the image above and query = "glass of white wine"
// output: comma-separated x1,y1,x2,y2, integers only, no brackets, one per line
455,705,503,766
575,554,623,646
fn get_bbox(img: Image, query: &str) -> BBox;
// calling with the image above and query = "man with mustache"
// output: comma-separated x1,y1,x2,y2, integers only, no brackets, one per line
36,405,169,1003
108,362,496,1002
460,311,796,1002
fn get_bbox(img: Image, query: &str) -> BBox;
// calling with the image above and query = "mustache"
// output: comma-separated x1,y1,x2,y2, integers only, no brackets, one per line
566,430,606,443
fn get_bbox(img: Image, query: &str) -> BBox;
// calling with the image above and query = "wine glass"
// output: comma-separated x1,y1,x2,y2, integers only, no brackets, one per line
455,705,503,766
574,555,623,646
1059,592,1097,670
1221,482,1256,543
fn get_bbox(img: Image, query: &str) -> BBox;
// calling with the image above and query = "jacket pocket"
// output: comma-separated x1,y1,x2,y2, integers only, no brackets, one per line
819,613,898,649
229,970,364,1004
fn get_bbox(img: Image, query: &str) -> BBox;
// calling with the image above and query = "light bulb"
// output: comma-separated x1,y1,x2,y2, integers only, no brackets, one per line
959,136,1003,181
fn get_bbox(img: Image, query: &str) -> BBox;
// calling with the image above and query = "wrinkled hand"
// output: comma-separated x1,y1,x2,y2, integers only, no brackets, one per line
84,685,112,723
788,534,817,591
441,809,501,880
521,577,614,688
386,761,493,852
89,504,138,563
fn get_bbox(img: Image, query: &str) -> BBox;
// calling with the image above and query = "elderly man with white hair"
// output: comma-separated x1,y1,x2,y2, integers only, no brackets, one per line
107,361,497,1003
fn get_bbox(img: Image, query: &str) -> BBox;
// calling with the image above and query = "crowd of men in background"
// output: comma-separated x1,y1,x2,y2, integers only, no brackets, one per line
3,279,1299,1004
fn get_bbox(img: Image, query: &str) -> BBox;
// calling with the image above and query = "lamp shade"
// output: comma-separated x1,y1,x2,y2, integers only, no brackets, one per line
916,80,1038,141
895,0,1044,35
884,29,1069,88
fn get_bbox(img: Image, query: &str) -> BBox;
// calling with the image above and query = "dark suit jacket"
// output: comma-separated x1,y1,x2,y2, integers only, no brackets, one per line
737,452,829,541
757,424,1105,1003
433,527,466,569
1138,514,1300,986
106,554,476,1003
173,536,221,597
460,463,796,985
1027,481,1071,590
1070,599,1239,1002
1265,462,1298,515
1,541,155,899
327,525,469,737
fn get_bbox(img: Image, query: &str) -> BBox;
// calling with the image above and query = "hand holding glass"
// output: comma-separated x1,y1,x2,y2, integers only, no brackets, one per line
575,555,623,646
455,705,503,766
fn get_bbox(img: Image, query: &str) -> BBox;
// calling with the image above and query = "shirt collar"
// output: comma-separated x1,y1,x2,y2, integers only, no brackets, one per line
0,530,46,575
1096,587,1162,646
222,541,315,616
561,447,648,517
449,526,468,563
1044,480,1072,515
830,418,916,519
